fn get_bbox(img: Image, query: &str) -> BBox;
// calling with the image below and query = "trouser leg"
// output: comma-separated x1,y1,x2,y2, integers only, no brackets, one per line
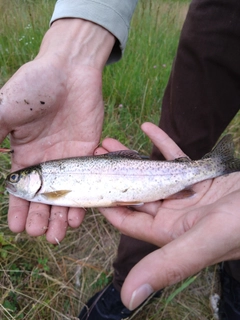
113,236,158,291
114,0,240,289
152,0,240,281
153,0,240,160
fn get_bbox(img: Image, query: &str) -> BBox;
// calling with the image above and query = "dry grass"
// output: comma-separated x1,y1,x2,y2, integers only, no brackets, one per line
0,211,120,319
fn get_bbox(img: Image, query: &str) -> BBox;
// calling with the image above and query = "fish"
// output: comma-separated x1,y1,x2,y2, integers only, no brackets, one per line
5,135,240,208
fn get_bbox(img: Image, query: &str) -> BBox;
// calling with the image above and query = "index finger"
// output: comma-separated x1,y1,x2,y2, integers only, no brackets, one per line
8,195,30,232
141,122,187,160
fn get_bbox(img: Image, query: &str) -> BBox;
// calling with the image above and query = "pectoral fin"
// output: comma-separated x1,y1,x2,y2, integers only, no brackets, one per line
41,190,71,200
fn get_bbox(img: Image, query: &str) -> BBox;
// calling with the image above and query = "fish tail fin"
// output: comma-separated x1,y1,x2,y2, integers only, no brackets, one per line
202,134,240,174
223,158,240,174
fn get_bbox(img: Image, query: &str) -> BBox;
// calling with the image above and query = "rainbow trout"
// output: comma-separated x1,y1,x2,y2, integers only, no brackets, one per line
5,135,240,207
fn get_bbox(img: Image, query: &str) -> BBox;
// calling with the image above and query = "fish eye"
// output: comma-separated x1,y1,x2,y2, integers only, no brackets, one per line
9,173,20,183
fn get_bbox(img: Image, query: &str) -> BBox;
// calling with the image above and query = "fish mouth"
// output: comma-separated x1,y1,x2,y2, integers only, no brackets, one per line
5,181,17,194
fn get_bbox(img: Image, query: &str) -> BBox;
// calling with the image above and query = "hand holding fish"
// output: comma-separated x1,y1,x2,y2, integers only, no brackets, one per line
0,19,114,243
98,123,240,310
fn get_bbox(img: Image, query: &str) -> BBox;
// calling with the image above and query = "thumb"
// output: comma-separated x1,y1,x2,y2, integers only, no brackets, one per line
120,237,203,310
0,119,10,147
0,88,14,143
120,213,235,311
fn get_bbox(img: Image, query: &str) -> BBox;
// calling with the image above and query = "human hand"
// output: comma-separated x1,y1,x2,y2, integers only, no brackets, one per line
1,19,114,243
96,122,240,310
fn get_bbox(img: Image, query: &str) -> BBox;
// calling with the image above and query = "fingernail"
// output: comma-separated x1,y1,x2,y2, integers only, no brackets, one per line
129,284,154,310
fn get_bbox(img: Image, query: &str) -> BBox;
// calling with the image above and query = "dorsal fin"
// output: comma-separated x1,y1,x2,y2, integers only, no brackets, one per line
102,150,143,160
172,156,191,163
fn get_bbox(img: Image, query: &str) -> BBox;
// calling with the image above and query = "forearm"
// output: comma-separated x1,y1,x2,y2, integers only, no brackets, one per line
36,18,115,71
50,0,139,63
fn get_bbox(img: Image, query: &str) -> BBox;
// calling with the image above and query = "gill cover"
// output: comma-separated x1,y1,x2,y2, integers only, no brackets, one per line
6,166,42,199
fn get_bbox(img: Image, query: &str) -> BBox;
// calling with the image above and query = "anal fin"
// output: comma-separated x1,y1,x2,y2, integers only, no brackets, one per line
113,201,144,206
166,188,195,200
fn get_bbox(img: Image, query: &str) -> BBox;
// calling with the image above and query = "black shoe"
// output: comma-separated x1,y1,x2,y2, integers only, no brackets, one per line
78,282,162,320
78,283,133,320
218,265,240,319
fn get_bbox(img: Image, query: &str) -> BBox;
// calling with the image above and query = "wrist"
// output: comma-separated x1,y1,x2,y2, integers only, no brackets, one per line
36,18,115,71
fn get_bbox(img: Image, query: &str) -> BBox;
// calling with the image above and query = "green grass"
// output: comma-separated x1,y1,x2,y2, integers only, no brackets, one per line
0,0,55,85
102,1,189,152
1,0,240,319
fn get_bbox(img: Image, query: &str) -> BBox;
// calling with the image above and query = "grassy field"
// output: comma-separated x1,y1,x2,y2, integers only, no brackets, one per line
1,0,240,319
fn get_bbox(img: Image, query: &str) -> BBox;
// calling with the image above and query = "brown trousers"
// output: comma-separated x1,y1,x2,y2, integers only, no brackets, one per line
113,0,240,290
